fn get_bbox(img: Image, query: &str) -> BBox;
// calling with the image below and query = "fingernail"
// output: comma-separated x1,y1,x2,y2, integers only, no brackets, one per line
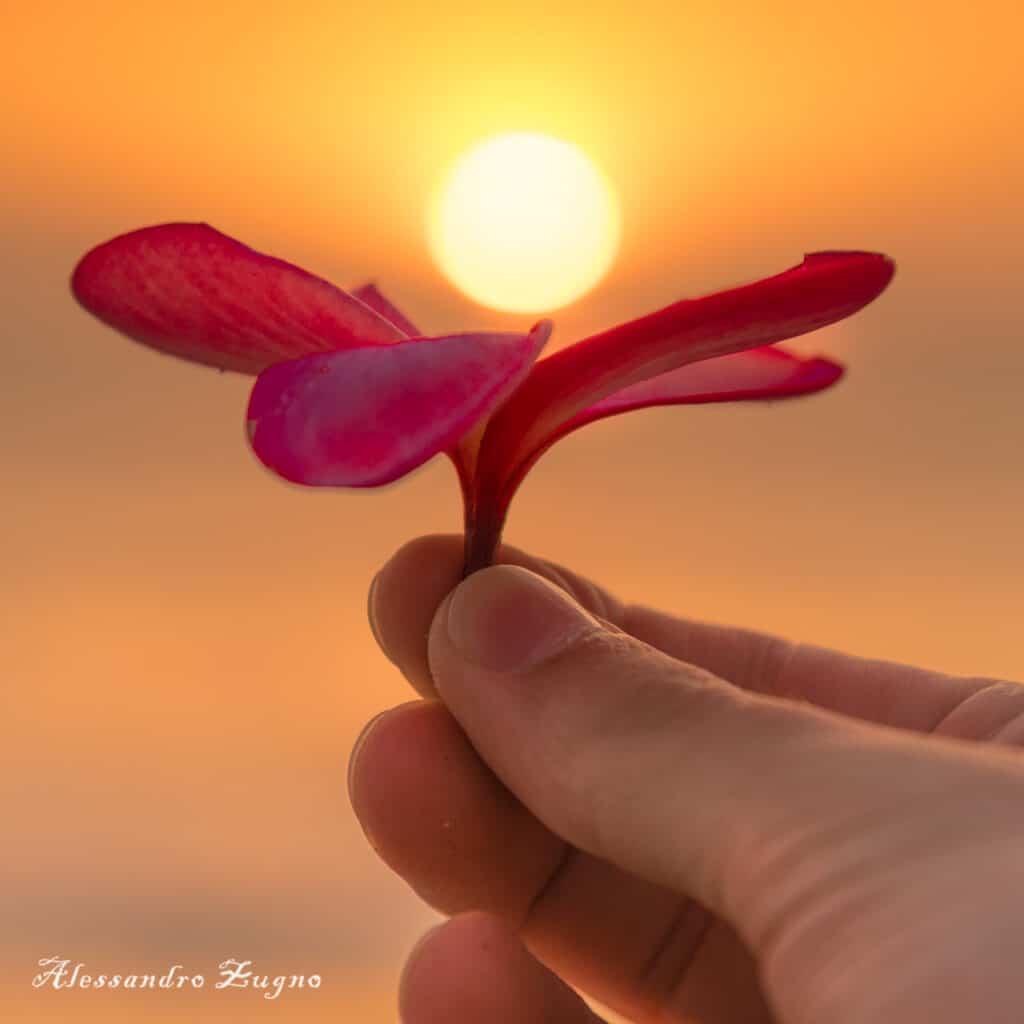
445,565,598,674
347,709,386,802
367,571,385,649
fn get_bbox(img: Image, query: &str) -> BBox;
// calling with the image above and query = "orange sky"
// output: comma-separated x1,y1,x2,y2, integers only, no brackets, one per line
2,3,1023,1021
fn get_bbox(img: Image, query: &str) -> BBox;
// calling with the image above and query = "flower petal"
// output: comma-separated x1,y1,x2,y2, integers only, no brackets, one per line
577,345,843,419
71,223,405,374
476,251,893,501
351,283,422,337
495,347,842,491
247,321,552,487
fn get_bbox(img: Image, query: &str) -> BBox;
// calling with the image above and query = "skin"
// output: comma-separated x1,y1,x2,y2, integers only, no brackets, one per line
348,534,1024,1023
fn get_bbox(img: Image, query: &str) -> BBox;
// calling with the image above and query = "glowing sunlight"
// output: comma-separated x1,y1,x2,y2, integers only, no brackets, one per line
428,132,620,313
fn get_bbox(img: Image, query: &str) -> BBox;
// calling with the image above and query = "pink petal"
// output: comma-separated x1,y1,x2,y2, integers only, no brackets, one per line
351,283,422,337
579,345,843,419
247,321,552,487
477,251,893,500
344,285,496,495
71,223,405,374
499,347,842,489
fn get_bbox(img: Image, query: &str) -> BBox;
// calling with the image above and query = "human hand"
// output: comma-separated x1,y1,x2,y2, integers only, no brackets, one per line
348,535,1024,1023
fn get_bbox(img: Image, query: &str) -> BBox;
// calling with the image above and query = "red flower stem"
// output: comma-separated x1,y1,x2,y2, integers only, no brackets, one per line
451,443,506,577
461,503,506,578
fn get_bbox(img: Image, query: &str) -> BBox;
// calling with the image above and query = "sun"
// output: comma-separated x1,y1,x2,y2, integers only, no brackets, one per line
428,132,620,314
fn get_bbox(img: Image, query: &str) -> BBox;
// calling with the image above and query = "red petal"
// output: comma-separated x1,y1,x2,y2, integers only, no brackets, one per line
71,223,405,374
351,283,422,337
579,345,843,419
247,321,552,487
502,347,842,487
477,251,893,500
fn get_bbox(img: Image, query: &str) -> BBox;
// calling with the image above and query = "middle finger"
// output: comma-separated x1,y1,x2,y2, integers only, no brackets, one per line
349,698,768,1021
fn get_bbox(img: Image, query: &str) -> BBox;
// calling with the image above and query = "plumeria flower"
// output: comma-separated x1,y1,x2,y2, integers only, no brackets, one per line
72,224,894,574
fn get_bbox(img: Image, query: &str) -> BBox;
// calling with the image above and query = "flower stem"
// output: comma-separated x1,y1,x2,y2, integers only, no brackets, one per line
461,504,506,578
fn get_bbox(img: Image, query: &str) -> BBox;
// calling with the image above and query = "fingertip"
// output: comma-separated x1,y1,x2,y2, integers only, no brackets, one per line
346,705,387,810
346,697,562,918
346,700,424,845
400,912,602,1024
372,534,465,696
372,535,626,699
398,911,508,1023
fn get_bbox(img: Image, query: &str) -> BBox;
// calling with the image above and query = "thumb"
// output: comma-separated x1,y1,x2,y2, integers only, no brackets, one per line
426,564,1022,941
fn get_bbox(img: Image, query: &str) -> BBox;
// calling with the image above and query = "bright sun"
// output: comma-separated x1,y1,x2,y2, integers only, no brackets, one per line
429,132,620,313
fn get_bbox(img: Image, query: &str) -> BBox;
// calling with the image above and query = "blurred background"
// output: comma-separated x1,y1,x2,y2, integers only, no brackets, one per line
3,1,1021,1020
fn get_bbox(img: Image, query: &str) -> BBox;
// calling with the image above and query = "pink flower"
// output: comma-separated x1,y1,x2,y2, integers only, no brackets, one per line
72,224,894,573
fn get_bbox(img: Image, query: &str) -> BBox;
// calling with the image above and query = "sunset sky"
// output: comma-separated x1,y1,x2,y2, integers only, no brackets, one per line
3,2,1022,1020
